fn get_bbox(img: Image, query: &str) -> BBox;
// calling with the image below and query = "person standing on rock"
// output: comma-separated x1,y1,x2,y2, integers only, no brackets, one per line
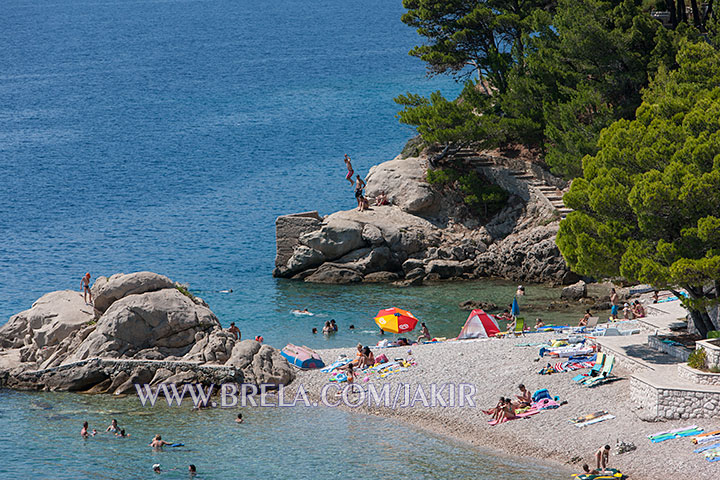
81,272,93,305
228,322,241,341
610,288,619,320
354,175,366,211
344,154,354,186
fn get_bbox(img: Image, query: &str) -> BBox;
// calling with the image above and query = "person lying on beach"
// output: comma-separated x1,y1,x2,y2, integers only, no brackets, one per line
322,321,334,334
534,318,545,330
417,322,431,343
513,384,532,408
595,445,610,471
115,429,130,437
106,419,119,433
150,434,172,450
579,310,591,327
228,322,241,341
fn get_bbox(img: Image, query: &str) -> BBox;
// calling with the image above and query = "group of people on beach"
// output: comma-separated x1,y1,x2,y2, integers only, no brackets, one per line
482,384,532,423
344,154,389,211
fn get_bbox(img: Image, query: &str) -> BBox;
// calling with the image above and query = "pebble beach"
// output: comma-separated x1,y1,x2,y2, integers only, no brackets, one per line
296,334,720,480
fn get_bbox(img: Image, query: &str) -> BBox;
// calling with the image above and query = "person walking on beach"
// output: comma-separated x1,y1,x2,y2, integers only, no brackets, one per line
595,445,610,472
610,288,619,320
344,154,354,185
228,322,241,341
81,273,93,305
354,175,366,211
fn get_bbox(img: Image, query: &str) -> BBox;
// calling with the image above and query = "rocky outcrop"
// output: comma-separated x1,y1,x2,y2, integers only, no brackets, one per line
561,280,587,300
274,149,576,286
92,271,175,313
0,272,294,393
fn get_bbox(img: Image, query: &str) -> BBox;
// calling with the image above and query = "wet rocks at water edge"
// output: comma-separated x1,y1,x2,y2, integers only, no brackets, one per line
0,271,294,394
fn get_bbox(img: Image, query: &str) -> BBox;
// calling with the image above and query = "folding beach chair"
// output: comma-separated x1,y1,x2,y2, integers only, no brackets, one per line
513,317,525,336
583,355,615,387
572,352,605,382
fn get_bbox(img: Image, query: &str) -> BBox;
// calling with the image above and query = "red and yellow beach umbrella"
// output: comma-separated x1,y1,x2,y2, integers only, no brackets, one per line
374,307,419,334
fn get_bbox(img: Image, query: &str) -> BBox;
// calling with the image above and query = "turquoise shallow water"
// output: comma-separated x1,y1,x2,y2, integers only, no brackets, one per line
0,390,570,479
0,0,579,476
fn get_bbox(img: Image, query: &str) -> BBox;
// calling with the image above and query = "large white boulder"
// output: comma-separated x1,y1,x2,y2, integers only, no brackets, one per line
92,271,175,313
68,288,219,361
364,154,438,214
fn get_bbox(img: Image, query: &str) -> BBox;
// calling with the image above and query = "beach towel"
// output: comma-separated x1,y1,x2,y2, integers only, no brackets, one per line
649,426,703,443
694,442,720,453
648,425,698,439
532,389,551,402
570,411,608,424
574,414,615,427
532,398,560,410
320,358,351,373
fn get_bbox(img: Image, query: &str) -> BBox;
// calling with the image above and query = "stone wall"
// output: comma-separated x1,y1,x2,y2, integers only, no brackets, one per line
648,335,693,362
678,364,720,386
630,375,720,420
274,211,322,275
696,338,720,368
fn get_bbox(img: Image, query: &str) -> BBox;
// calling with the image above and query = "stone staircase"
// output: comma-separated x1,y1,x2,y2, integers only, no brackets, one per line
452,148,573,219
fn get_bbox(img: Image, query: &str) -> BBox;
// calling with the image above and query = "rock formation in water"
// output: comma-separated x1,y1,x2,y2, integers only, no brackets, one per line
274,146,577,286
0,272,294,393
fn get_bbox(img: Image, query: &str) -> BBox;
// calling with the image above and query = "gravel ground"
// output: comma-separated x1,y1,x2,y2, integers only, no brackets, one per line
293,335,720,479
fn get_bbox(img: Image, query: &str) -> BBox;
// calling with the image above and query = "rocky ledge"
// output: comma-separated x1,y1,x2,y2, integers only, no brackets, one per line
273,149,577,286
0,272,294,393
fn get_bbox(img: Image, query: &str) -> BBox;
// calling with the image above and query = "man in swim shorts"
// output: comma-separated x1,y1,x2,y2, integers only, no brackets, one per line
344,154,354,185
150,434,172,450
610,288,619,320
81,272,92,305
354,175,366,210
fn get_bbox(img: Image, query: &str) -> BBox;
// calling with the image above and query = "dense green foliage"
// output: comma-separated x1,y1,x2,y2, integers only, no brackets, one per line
688,347,707,370
401,2,720,334
427,168,509,219
398,0,687,178
557,41,720,335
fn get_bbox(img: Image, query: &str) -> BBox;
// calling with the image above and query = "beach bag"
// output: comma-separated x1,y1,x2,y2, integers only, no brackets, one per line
375,354,388,364
532,389,551,403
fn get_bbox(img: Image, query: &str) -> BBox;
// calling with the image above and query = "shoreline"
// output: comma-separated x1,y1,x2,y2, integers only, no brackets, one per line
295,335,720,480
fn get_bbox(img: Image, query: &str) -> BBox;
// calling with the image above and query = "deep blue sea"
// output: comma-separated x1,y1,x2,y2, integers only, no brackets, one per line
0,1,575,477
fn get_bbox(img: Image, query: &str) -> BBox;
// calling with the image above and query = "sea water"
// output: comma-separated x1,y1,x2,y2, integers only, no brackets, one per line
1,1,575,477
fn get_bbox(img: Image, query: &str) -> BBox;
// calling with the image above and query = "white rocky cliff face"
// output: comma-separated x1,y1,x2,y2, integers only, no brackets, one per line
0,272,294,393
274,150,575,286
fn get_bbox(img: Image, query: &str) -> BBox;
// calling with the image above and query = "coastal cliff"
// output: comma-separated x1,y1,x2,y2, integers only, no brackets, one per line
273,146,577,286
0,272,294,393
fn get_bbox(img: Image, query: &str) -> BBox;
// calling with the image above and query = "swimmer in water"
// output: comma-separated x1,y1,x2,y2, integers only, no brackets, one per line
106,419,119,433
149,434,172,450
189,464,197,476
235,413,243,424
153,464,161,474
115,429,130,437
80,421,96,437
